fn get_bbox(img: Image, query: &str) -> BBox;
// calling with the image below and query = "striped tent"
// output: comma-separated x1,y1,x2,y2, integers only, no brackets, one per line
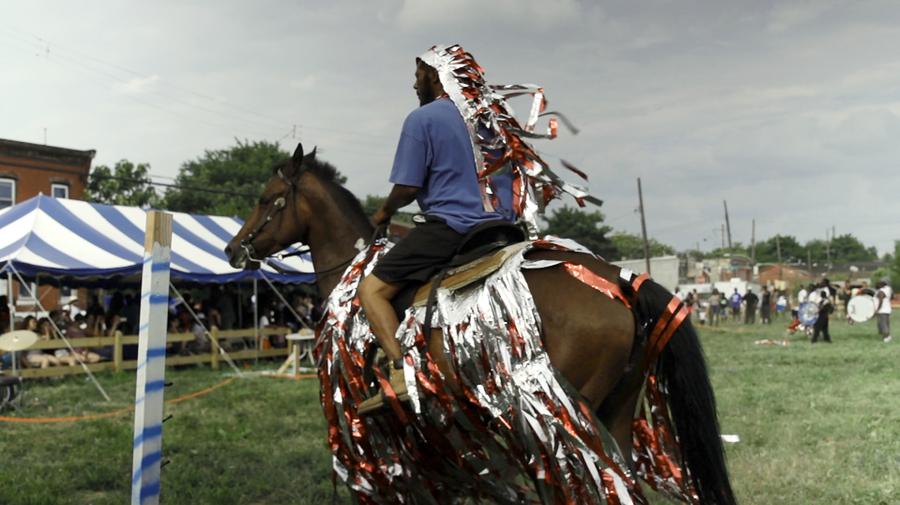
0,194,314,284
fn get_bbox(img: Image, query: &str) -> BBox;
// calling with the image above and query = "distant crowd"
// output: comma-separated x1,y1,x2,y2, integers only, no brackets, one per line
0,285,325,371
676,278,893,343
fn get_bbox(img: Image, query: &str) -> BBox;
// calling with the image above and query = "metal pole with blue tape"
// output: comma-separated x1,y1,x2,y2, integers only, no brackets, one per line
131,210,173,505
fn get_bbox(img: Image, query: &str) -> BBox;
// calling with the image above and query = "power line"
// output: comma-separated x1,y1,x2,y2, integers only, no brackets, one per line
89,173,258,199
0,32,290,139
1,27,397,147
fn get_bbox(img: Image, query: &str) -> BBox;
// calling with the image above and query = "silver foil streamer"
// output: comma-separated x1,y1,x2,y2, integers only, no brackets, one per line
315,237,641,504
417,44,597,236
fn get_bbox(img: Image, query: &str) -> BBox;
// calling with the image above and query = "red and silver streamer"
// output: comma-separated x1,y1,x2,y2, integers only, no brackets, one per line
417,44,600,237
314,237,696,504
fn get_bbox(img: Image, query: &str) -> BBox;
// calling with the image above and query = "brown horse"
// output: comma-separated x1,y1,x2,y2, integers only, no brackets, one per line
225,143,737,504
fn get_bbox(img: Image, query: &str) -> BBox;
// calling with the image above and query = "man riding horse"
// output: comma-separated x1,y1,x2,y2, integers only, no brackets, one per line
225,44,737,504
357,49,516,414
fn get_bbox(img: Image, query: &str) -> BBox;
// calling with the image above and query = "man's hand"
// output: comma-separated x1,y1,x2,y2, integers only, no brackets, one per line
370,208,391,228
371,184,419,229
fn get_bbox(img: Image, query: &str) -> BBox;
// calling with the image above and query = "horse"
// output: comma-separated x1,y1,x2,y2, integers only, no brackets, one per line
225,143,737,504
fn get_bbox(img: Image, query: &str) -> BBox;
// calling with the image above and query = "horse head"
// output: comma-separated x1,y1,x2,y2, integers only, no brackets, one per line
225,143,316,269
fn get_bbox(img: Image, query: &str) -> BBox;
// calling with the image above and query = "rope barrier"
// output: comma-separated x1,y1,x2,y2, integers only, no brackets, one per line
0,376,239,424
0,372,322,424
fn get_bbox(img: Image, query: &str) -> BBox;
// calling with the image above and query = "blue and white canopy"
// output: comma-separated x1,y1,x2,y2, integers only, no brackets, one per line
0,195,314,284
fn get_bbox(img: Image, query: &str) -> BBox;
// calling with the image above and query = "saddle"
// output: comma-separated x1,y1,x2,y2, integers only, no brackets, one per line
391,220,527,318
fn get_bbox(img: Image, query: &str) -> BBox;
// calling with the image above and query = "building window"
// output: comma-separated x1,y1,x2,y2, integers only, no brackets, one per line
0,178,14,209
18,281,36,301
51,183,69,199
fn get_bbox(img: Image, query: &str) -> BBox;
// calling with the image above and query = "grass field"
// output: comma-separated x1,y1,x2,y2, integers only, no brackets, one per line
1,317,898,504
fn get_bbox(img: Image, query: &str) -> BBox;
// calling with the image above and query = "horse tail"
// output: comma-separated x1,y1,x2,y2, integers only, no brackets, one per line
634,281,737,505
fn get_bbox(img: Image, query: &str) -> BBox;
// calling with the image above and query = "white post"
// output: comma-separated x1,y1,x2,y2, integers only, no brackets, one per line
131,211,173,505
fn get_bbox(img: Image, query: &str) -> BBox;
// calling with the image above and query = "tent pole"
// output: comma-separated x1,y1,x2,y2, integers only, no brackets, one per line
169,283,243,377
236,282,243,329
253,278,259,366
259,271,312,330
7,270,16,376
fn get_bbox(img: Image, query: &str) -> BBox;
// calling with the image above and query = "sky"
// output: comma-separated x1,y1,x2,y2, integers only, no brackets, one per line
2,0,899,256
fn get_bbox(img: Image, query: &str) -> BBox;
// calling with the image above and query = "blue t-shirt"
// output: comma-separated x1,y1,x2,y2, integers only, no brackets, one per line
390,98,509,234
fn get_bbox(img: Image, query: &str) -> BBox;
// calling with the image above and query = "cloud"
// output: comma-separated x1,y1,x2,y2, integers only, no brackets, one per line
766,1,839,32
290,74,319,91
114,74,159,95
389,0,582,30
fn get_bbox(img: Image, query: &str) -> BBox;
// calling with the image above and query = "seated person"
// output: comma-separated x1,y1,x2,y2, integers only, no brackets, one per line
25,317,61,369
59,315,103,365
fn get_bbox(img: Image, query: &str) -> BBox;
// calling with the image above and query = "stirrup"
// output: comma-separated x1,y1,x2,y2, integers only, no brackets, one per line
358,364,409,415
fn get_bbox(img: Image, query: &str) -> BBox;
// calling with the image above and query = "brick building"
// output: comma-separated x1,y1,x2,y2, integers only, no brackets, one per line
0,138,95,312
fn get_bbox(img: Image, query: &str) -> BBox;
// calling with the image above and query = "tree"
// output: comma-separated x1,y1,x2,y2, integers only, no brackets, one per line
162,140,346,217
887,241,900,291
360,194,415,226
804,234,877,266
754,235,805,263
86,160,158,207
361,195,386,216
609,232,675,261
541,206,617,259
828,234,878,263
692,244,749,260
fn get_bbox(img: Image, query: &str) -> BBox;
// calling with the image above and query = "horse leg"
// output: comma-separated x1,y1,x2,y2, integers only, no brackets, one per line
521,251,641,459
595,375,642,462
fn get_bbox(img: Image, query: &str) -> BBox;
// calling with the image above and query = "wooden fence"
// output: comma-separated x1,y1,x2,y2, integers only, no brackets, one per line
14,326,295,379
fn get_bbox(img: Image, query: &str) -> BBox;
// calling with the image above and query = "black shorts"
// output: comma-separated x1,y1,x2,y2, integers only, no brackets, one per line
372,217,465,284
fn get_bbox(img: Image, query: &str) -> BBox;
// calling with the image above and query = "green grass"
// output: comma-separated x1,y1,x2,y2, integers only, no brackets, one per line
1,318,898,504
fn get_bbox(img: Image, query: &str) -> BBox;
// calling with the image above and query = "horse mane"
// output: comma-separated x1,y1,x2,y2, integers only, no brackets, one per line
274,156,372,234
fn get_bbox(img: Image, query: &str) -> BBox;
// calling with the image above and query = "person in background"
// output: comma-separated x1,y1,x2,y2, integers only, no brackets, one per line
775,291,788,319
708,288,721,327
0,295,8,334
25,317,60,368
695,294,707,326
760,286,772,324
811,289,833,343
729,288,743,322
875,280,893,343
213,285,236,330
743,288,759,324
63,314,103,364
85,294,106,336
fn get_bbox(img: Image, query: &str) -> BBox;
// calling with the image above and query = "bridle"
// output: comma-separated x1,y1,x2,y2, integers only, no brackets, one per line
239,167,295,265
238,167,365,278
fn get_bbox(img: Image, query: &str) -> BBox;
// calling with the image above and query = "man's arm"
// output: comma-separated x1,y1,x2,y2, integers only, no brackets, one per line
876,291,885,312
371,184,420,226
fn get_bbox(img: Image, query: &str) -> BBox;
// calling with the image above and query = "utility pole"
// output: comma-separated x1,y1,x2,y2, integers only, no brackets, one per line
721,224,725,249
807,249,813,274
750,218,756,264
637,177,652,275
776,235,783,280
825,228,831,268
723,200,733,249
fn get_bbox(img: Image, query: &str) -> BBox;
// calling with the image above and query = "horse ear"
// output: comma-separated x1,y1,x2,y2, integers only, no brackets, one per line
292,143,304,166
304,146,317,162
